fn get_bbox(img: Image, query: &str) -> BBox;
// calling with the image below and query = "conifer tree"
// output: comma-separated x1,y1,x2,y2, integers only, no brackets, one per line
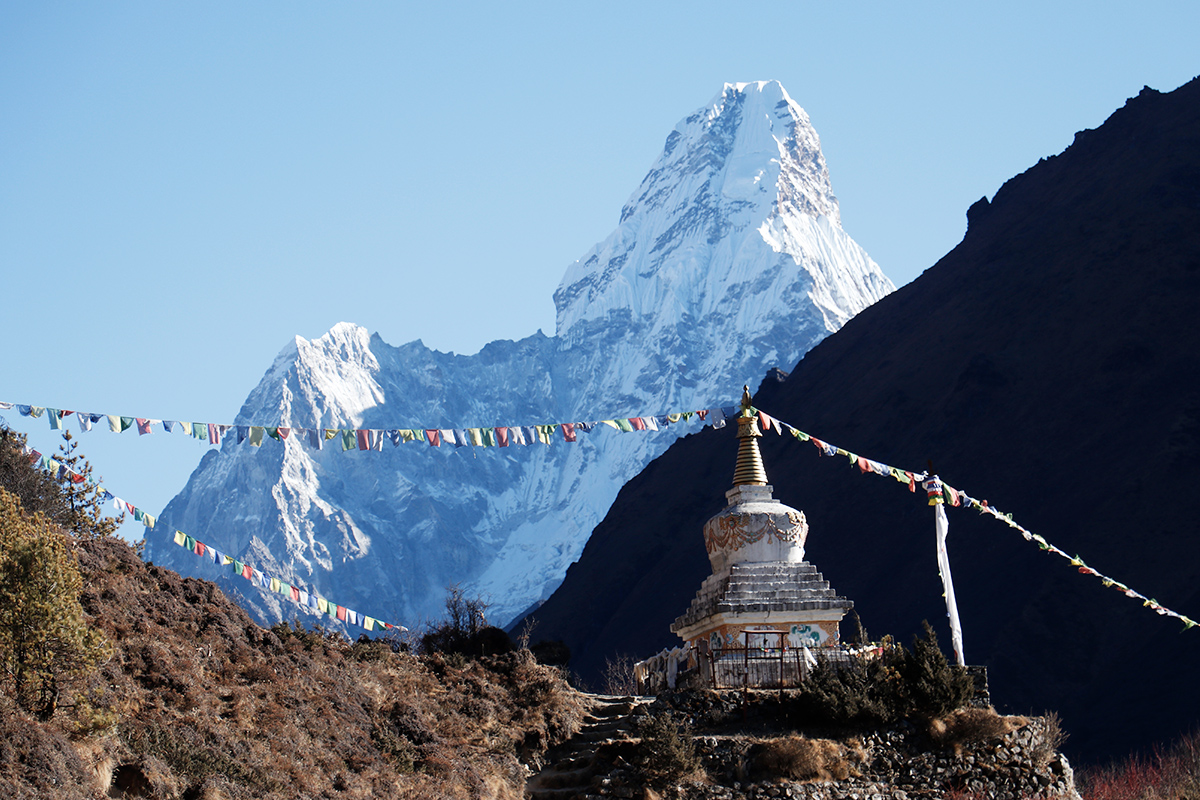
52,431,123,539
0,487,111,719
0,427,67,521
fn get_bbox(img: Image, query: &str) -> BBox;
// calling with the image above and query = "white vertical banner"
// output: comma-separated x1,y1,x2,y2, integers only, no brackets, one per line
935,501,966,666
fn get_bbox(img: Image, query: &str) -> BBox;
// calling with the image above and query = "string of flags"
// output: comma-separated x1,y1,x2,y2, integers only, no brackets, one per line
9,395,1191,634
752,407,1198,633
17,442,405,634
0,400,743,452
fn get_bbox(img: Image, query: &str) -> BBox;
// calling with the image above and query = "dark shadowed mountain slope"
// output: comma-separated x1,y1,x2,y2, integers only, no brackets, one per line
522,78,1200,763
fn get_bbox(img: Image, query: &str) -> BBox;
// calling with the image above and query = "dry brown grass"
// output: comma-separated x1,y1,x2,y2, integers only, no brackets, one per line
747,734,866,783
928,707,1026,754
0,535,585,799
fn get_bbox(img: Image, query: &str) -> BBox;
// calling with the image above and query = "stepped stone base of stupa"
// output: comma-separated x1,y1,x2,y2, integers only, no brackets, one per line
671,560,853,645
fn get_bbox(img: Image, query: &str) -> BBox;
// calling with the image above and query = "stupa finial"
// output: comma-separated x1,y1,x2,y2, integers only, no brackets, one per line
731,385,769,487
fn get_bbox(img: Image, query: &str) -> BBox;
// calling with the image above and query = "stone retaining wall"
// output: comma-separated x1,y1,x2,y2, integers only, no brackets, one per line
585,692,1079,800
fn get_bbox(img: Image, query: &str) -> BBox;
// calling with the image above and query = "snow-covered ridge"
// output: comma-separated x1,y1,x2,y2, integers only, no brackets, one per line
148,81,893,627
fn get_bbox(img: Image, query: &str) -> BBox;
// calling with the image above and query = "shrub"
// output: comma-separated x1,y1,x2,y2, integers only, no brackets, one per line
793,624,973,729
794,642,908,727
929,707,1023,752
1077,729,1200,800
602,653,637,695
748,734,863,782
530,638,571,667
0,488,111,719
902,621,975,718
421,585,514,659
636,712,701,784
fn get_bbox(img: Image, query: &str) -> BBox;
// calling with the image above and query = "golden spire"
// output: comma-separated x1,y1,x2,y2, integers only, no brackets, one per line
731,385,769,487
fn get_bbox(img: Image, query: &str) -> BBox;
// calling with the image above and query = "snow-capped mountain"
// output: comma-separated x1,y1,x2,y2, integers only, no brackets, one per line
147,81,893,628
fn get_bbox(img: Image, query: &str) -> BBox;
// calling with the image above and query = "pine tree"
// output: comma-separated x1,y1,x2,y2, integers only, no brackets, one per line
0,427,67,521
0,487,112,719
52,431,123,539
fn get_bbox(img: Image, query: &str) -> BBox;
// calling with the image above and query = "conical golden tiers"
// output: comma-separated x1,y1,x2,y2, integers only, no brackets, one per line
732,386,769,487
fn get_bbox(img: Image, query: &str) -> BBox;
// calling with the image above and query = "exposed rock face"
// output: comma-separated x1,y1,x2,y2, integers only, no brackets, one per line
147,81,892,629
522,77,1200,761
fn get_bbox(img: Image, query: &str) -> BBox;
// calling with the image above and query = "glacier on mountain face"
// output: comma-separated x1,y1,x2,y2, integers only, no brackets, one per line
147,80,894,629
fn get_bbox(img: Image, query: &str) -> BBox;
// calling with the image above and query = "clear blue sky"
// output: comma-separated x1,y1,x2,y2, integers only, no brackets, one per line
2,2,1197,541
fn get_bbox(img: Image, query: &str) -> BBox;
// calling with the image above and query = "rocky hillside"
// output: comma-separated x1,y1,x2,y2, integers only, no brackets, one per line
1,533,584,800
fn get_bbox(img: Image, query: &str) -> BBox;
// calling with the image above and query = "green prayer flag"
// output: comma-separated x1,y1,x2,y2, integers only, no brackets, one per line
193,423,207,440
267,427,280,441
184,535,196,551
616,419,634,432
482,428,496,447
121,416,135,432
342,430,356,451
400,429,416,443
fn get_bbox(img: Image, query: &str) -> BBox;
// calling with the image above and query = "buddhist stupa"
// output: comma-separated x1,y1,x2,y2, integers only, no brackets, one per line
671,387,853,654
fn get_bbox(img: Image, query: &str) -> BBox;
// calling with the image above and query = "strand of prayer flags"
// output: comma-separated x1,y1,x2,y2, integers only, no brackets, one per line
0,400,743,453
168,529,404,633
24,447,157,529
19,442,405,634
754,408,1197,632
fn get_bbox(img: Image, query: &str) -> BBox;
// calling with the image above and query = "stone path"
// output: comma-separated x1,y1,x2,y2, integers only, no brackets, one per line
526,694,652,800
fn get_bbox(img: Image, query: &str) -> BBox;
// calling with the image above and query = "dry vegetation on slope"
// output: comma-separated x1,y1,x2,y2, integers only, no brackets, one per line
0,479,582,799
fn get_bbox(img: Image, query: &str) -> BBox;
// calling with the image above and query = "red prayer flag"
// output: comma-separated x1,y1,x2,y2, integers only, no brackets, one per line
277,427,290,440
290,586,300,602
356,430,370,450
857,456,870,473
194,541,205,556
336,605,347,621
136,418,152,435
208,423,220,445
242,564,253,580
696,410,708,421
496,427,509,447
425,429,440,446
905,471,917,492
561,423,576,442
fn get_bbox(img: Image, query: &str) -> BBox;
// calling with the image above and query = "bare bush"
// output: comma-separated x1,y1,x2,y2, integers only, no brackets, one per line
748,734,864,783
929,707,1024,754
602,653,637,696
